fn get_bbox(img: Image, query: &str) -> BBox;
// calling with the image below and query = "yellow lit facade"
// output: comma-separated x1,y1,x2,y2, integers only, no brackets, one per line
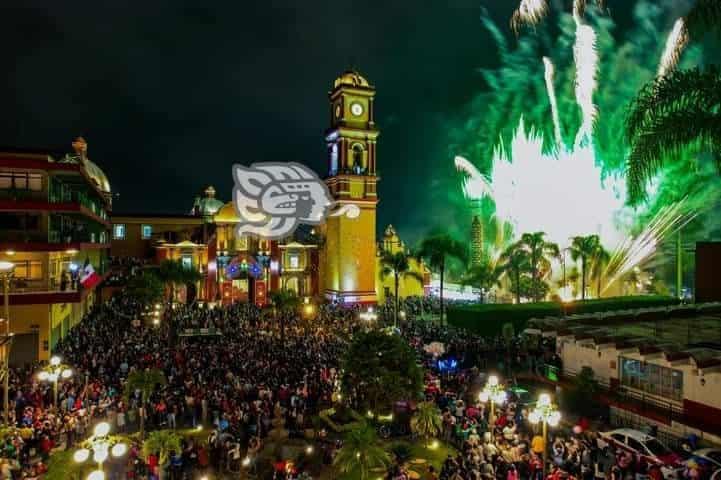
376,225,430,303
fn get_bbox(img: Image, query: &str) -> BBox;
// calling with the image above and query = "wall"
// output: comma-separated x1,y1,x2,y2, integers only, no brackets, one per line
695,242,721,302
110,215,203,259
8,303,50,362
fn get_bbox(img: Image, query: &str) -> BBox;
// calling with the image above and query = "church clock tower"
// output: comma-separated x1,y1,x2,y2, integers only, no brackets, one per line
321,70,379,304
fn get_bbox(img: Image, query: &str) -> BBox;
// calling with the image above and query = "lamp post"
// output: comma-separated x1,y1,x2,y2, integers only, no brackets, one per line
74,422,128,480
529,393,561,478
37,355,73,408
478,374,506,435
359,306,377,323
0,261,15,426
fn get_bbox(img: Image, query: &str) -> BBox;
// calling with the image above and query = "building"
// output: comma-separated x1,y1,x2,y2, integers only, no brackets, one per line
528,304,721,442
109,70,428,308
0,137,111,362
376,225,430,303
471,215,484,267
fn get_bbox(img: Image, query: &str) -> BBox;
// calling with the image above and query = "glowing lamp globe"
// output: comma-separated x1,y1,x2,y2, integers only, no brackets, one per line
87,470,105,480
62,369,73,379
537,393,551,407
0,261,15,273
93,448,108,464
50,356,61,366
111,443,127,457
48,373,59,382
73,448,90,463
305,445,313,454
529,411,541,424
548,411,562,427
38,371,50,381
242,457,251,467
94,422,111,437
494,391,507,405
488,375,499,387
479,391,490,403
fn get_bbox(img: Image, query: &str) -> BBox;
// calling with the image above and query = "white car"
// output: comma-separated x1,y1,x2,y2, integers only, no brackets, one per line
599,428,683,479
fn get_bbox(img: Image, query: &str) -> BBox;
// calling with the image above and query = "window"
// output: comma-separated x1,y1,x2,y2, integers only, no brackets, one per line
141,224,153,239
644,439,671,457
14,260,43,280
0,172,42,191
626,438,645,454
288,253,300,269
611,434,626,443
113,224,125,240
620,356,683,401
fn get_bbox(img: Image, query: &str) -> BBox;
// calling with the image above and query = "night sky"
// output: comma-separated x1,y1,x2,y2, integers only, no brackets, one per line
2,1,633,243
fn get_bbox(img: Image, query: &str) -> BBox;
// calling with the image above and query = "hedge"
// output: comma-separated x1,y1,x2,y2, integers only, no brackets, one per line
446,295,679,336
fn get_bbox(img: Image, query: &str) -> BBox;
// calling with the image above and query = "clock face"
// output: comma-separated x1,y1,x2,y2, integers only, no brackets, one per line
335,104,341,118
350,102,364,116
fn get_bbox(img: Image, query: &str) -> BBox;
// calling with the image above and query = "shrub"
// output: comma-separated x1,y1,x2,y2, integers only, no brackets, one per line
447,296,679,336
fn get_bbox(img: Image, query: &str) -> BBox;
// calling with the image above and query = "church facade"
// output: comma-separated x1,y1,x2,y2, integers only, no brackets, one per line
111,71,429,306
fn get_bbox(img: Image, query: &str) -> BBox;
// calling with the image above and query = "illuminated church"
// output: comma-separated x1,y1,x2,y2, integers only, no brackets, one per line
111,71,429,306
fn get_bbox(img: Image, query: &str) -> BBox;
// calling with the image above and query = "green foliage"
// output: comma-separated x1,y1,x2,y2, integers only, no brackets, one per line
462,261,503,295
447,295,679,336
500,242,530,304
142,430,182,466
417,233,468,322
158,259,202,285
410,401,443,441
625,66,721,204
125,368,166,437
341,331,424,412
390,442,413,464
126,271,164,306
379,250,424,325
333,423,391,480
564,366,600,416
569,235,601,300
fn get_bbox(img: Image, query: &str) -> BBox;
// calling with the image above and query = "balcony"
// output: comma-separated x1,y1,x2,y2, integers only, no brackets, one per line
0,230,110,252
1,268,110,307
0,188,109,226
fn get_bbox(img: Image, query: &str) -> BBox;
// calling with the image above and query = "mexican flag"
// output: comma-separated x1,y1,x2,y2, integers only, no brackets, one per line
80,259,101,289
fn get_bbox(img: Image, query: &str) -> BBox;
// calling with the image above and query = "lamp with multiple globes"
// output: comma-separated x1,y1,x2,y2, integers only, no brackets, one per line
74,422,128,480
36,355,73,407
529,393,562,477
478,374,506,432
359,306,377,322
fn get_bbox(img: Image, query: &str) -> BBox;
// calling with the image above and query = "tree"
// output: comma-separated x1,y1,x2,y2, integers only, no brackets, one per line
462,261,502,303
379,251,423,327
126,271,164,307
142,430,181,480
341,331,423,413
684,0,721,37
569,235,601,301
417,233,468,324
626,67,721,204
500,242,529,304
124,369,166,438
269,288,300,343
157,259,202,303
592,244,611,299
333,423,390,480
517,232,559,302
410,401,442,445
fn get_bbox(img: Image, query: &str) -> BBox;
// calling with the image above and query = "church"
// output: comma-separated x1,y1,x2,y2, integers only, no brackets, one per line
110,70,430,306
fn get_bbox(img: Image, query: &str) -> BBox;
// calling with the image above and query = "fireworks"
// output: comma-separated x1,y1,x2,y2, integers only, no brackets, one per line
543,57,563,148
572,6,599,147
511,0,549,34
658,18,689,77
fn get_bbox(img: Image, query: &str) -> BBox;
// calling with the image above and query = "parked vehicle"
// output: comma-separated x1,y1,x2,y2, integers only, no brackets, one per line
689,449,721,470
598,428,682,479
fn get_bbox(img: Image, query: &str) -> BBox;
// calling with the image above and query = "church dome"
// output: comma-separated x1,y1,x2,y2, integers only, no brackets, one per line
334,70,371,89
84,158,111,194
195,185,224,217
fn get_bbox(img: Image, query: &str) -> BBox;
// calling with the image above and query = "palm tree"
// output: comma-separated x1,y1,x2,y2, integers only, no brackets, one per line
333,423,390,480
500,242,529,304
625,67,721,203
270,288,300,343
410,401,442,446
517,232,559,302
684,0,721,41
158,259,202,303
124,368,166,438
569,235,601,301
142,430,181,480
592,244,611,299
462,261,502,303
417,233,468,324
379,251,424,327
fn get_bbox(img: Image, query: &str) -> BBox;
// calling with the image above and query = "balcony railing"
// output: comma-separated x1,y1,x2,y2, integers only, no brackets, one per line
0,189,47,202
0,230,108,245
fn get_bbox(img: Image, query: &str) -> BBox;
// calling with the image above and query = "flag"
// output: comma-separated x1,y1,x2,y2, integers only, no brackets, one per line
80,259,101,289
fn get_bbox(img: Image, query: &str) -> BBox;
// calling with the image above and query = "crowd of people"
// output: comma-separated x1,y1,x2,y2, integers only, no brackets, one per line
0,288,713,480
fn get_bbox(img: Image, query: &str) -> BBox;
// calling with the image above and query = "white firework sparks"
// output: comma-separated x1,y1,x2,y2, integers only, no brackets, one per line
454,155,493,201
543,57,563,148
572,6,599,147
658,18,689,77
511,0,549,34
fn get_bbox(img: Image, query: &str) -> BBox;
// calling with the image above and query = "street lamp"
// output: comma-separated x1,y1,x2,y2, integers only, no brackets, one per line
74,422,128,480
359,306,377,322
479,374,506,431
37,355,73,408
0,260,14,426
529,393,561,478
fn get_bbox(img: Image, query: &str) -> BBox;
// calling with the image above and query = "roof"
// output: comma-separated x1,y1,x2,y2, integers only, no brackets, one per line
333,70,372,89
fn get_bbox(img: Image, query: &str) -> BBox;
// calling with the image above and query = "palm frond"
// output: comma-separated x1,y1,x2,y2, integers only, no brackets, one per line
685,0,721,38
